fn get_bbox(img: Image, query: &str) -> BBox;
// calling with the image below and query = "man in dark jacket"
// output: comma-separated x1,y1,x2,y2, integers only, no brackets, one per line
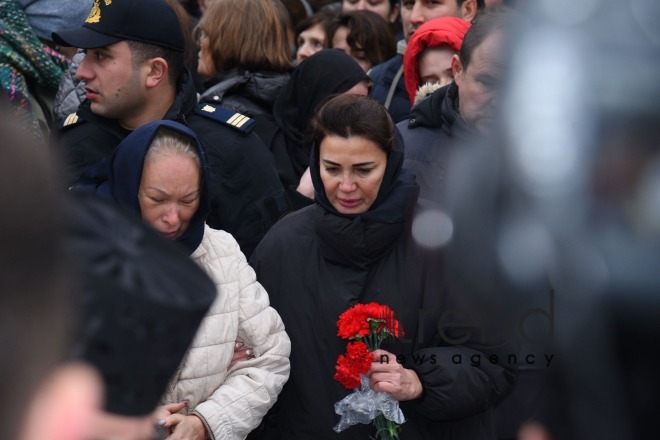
53,0,289,257
399,6,507,202
368,0,483,123
401,9,553,440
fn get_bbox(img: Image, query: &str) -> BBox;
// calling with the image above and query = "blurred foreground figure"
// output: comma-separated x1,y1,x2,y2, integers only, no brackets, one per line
68,193,218,440
1,105,217,440
0,112,101,440
441,0,660,439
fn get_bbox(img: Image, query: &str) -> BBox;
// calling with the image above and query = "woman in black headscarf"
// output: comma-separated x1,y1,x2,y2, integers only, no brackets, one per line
272,49,371,203
251,94,515,439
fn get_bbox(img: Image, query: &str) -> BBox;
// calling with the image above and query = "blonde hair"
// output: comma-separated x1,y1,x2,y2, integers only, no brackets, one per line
198,0,293,74
145,127,201,170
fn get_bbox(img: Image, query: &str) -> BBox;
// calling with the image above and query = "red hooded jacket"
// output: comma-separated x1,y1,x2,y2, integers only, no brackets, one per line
403,16,471,104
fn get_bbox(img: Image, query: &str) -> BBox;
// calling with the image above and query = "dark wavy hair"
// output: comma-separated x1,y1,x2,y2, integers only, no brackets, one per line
309,94,395,154
295,10,340,49
329,10,396,69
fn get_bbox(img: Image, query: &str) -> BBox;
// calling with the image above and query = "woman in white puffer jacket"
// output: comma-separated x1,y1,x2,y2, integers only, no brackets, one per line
89,119,291,440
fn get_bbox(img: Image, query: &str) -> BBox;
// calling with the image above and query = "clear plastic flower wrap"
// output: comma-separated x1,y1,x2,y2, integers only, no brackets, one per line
334,375,405,435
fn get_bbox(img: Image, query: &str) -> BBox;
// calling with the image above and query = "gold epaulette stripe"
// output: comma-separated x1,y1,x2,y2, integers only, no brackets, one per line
233,115,250,128
227,113,241,125
64,113,79,126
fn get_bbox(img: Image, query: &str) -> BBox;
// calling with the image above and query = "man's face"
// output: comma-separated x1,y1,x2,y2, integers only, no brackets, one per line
343,0,400,24
76,41,147,125
453,30,504,134
401,0,461,41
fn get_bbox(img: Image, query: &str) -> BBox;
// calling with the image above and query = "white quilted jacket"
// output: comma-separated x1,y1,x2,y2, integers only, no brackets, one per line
161,225,291,439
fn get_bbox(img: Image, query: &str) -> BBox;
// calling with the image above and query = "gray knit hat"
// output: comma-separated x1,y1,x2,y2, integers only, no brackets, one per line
17,0,94,41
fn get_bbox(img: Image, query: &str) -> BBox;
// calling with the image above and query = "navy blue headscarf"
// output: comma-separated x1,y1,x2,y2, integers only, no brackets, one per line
96,120,211,254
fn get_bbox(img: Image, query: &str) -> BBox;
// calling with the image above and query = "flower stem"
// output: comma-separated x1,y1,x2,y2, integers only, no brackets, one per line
372,414,399,440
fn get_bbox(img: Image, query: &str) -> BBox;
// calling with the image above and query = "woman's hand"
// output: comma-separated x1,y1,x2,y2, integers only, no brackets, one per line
161,414,207,440
296,167,314,199
228,341,255,369
154,402,186,421
90,410,160,440
367,349,423,401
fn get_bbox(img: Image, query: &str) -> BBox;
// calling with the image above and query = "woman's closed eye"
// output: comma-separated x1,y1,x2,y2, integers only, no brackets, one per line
324,166,339,174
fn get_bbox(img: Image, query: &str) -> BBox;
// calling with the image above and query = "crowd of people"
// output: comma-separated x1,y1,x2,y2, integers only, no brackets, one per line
2,1,658,440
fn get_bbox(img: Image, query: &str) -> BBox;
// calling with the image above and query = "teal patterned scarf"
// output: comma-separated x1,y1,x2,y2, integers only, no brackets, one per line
1,0,69,142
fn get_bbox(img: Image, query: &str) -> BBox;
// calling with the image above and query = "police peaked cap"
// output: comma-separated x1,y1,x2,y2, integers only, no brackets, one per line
52,0,185,52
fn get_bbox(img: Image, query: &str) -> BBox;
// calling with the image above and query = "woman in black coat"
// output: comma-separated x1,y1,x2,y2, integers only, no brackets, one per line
250,94,515,439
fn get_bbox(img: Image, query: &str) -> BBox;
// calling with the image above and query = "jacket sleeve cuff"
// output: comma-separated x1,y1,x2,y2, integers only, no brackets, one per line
192,405,232,440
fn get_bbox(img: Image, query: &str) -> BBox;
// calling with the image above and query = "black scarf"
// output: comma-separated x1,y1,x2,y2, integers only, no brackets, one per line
272,49,370,174
310,131,419,269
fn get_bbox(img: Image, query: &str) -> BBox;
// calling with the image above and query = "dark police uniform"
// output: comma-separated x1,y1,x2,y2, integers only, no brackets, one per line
57,70,290,258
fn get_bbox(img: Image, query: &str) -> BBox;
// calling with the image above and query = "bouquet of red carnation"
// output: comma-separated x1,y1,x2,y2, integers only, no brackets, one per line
333,302,405,439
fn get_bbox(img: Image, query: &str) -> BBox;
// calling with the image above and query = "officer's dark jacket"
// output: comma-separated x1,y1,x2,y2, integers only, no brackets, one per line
58,70,290,258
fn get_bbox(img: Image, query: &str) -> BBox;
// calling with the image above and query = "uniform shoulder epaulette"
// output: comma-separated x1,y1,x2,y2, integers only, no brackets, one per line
194,103,255,134
61,112,86,129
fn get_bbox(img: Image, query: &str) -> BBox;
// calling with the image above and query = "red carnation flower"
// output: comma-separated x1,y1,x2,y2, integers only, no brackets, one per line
334,341,374,389
333,302,405,439
337,302,403,341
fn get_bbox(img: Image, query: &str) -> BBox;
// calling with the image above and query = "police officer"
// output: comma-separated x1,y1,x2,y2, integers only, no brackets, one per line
53,0,290,257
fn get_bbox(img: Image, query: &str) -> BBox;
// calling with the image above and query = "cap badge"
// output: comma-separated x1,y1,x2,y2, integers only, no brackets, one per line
86,0,112,24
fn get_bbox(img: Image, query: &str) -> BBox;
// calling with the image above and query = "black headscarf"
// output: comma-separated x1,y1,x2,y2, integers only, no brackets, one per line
96,120,211,254
273,49,370,173
309,128,420,269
